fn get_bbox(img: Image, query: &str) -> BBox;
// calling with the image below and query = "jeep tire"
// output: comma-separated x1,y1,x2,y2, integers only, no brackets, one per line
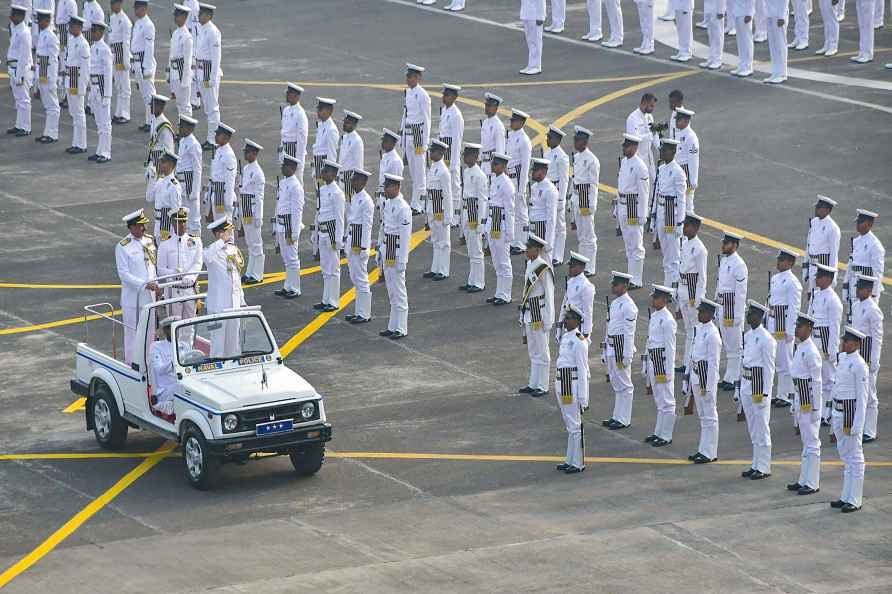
92,385,128,450
289,444,325,476
182,425,219,490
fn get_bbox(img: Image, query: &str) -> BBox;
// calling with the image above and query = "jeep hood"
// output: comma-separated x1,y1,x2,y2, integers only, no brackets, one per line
181,364,318,410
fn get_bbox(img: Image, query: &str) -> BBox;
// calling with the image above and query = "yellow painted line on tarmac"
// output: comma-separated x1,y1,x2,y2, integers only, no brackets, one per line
788,47,892,64
0,450,167,461
63,398,87,413
0,309,123,336
0,441,175,589
279,229,430,358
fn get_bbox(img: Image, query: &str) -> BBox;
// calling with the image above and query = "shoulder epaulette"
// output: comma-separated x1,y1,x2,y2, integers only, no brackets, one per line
534,262,549,276
576,332,585,340
119,237,131,246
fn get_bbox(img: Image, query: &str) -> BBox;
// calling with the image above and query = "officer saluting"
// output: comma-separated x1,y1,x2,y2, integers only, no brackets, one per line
458,143,488,294
830,327,869,513
787,312,823,496
204,217,245,356
804,195,840,293
644,284,678,447
850,275,883,443
603,271,638,430
738,301,777,481
518,234,555,397
557,252,596,339
554,304,591,475
686,298,722,464
345,169,375,324
116,209,160,365
809,264,843,426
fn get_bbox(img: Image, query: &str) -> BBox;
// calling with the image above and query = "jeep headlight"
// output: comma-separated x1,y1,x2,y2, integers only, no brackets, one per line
223,414,239,432
300,401,316,420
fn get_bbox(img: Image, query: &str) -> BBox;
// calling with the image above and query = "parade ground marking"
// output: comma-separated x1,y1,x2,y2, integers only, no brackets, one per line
0,441,175,589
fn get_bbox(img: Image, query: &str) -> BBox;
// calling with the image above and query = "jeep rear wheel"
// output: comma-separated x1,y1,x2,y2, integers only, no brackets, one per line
92,385,128,451
182,426,219,490
289,444,325,476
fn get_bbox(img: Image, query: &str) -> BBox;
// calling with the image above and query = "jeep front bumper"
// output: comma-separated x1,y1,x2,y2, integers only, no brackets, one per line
205,422,332,459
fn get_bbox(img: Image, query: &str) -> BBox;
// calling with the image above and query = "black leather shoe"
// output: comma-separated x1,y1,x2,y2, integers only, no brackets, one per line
556,463,570,471
7,127,21,134
797,486,819,495
432,274,447,281
70,147,86,154
486,296,497,303
688,453,698,461
349,316,370,324
529,389,547,397
603,419,614,427
863,434,877,443
389,331,407,340
787,482,802,491
88,154,99,161
518,386,534,393
563,466,584,474
15,129,30,137
243,277,261,285
467,286,483,293
652,438,672,447
492,298,509,306
742,468,755,478
283,290,301,299
273,288,288,296
312,302,326,310
345,314,357,322
423,271,436,278
749,470,770,480
379,329,394,337
96,156,111,163
458,284,470,291
644,434,658,443
841,503,861,513
321,304,338,312
830,499,845,508
607,420,627,430
692,453,716,464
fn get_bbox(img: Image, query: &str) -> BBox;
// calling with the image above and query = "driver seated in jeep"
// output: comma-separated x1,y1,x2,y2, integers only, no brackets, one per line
149,315,188,415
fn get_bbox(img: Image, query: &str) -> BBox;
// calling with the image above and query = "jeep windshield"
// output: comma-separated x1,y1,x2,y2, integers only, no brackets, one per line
175,315,275,368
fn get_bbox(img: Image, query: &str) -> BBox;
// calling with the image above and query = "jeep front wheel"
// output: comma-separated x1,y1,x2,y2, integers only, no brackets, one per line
92,386,128,451
289,444,325,476
182,426,219,490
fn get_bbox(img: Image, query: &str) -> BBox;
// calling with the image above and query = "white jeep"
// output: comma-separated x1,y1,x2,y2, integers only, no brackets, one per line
70,283,332,489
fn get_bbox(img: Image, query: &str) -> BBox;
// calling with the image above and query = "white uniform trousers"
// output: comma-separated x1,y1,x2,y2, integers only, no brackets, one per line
693,388,719,459
523,19,544,71
210,317,240,358
512,197,529,250
406,150,426,212
820,358,836,421
430,220,451,277
526,327,551,391
576,215,597,275
865,367,879,438
754,0,769,39
348,250,371,319
767,18,789,78
12,81,32,133
122,305,155,365
587,0,604,37
796,406,822,489
68,93,87,149
38,80,60,139
706,13,726,65
658,230,681,285
620,221,645,286
171,83,193,118
553,198,567,263
243,224,264,281
856,0,876,59
465,229,485,289
819,0,839,51
734,16,754,72
680,302,697,367
202,77,221,144
649,369,676,441
675,9,694,57
319,241,341,308
637,1,655,51
832,410,865,507
489,236,513,301
741,385,772,474
165,286,197,345
184,181,202,234
113,67,131,120
450,166,462,226
792,0,810,45
134,70,155,126
556,388,584,469
835,0,846,20
607,357,634,425
190,59,201,107
277,231,302,294
774,337,794,404
718,321,742,383
384,266,408,334
604,0,624,42
92,94,112,159
875,0,884,26
550,0,566,28
684,187,695,214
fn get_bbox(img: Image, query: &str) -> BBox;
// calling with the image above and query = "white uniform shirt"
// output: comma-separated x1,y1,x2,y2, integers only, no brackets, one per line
35,27,60,84
487,172,515,241
655,160,687,231
157,232,203,288
347,189,374,252
806,215,840,271
402,84,432,148
64,33,90,95
380,194,412,268
679,236,708,305
606,292,638,365
338,130,364,172
831,351,868,435
82,0,104,35
741,324,777,398
176,133,203,187
462,164,488,232
791,337,823,412
480,115,506,171
203,239,245,312
185,0,200,34
529,178,558,247
209,142,238,213
376,148,404,199
646,307,677,382
851,297,883,369
8,21,32,86
150,115,176,160
130,15,156,76
543,145,570,204
317,182,346,250
714,252,748,326
764,0,788,18
556,330,591,409
522,256,555,328
426,160,453,223
847,231,885,298
690,321,722,392
625,108,656,164
675,126,700,189
90,39,113,99
116,233,157,309
280,102,308,162
168,25,193,86
520,0,547,19
239,161,265,226
438,103,464,168
312,118,339,162
572,149,599,216
506,128,532,196
108,10,132,72
55,0,75,28
767,269,802,340
558,273,596,336
729,0,755,17
808,286,843,360
195,20,222,81
276,174,304,243
617,154,649,224
150,174,183,228
149,339,181,403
